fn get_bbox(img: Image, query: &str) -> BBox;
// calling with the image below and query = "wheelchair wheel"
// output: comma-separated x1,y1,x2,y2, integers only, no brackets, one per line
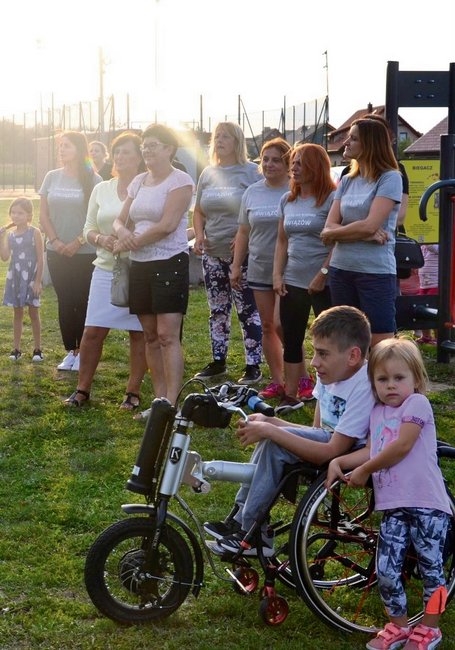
289,474,455,634
84,517,194,624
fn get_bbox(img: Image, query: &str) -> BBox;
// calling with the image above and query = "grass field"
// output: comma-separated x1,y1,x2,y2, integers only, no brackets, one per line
1,198,455,649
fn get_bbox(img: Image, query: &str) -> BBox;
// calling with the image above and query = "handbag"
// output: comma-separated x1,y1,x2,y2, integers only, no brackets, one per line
394,234,424,279
111,254,130,307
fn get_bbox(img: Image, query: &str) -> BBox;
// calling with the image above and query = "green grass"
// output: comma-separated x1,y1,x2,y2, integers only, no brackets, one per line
1,197,455,649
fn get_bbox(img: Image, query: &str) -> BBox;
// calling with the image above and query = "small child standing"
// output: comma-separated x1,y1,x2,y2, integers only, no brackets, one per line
0,197,44,361
327,338,451,650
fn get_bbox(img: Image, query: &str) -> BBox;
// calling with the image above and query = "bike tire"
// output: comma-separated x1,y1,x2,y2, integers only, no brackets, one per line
289,473,455,634
84,517,194,624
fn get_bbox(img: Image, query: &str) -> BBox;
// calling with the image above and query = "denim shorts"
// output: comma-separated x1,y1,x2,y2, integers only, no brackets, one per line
329,267,397,333
129,253,189,315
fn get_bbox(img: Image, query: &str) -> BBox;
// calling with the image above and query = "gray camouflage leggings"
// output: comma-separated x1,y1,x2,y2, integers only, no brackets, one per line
376,507,450,618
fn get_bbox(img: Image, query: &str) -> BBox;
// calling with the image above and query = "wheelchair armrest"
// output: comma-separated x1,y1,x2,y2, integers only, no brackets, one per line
281,461,327,504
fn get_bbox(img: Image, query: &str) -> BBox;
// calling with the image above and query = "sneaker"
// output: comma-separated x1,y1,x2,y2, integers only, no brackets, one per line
204,519,242,541
205,540,230,556
219,530,274,558
9,349,21,361
71,354,80,372
238,364,262,385
32,349,44,362
404,624,442,649
297,376,315,401
275,395,304,415
416,336,437,346
57,351,77,371
366,622,411,650
194,360,227,379
258,382,285,399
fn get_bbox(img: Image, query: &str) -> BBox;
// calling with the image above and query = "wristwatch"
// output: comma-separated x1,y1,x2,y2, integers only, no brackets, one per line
320,267,329,275
77,235,85,245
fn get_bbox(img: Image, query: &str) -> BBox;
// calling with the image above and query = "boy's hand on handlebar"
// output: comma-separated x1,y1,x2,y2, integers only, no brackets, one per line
236,418,269,446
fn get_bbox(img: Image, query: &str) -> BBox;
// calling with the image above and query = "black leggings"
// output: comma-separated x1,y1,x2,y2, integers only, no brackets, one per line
280,284,331,363
47,251,95,350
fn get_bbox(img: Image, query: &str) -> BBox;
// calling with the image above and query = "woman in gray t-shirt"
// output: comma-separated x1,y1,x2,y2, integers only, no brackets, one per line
321,118,402,346
39,131,101,371
273,144,335,413
230,138,291,399
193,122,263,385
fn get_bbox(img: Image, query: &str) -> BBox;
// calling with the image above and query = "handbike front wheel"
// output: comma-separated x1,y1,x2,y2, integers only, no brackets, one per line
289,474,455,634
84,517,194,624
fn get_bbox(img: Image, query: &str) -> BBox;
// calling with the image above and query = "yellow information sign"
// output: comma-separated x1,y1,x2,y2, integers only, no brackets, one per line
401,159,440,243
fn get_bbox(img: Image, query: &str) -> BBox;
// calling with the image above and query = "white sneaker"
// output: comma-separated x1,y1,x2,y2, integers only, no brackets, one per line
71,354,80,372
57,351,76,371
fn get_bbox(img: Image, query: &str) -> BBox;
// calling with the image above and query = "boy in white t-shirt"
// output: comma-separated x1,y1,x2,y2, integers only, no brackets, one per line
204,305,375,556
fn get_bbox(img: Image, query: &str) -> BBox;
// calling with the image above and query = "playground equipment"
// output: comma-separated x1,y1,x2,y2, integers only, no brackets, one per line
386,61,455,362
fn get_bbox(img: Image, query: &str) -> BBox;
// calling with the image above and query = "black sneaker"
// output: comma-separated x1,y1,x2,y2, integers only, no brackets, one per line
9,349,21,361
219,530,275,557
203,519,242,541
32,349,44,362
194,360,227,379
275,395,304,415
238,364,262,385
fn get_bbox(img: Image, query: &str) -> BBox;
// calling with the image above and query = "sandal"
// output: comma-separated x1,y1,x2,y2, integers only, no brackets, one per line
64,389,90,407
119,392,140,410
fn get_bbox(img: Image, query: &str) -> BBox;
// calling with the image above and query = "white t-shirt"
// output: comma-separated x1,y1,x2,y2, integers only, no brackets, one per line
313,362,375,444
127,169,194,262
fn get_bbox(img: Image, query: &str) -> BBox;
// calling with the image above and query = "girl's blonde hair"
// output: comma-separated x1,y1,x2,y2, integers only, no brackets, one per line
367,337,428,400
209,122,248,166
9,197,34,222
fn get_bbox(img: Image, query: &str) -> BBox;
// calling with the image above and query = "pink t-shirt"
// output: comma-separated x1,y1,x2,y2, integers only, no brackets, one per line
370,393,451,514
128,169,194,262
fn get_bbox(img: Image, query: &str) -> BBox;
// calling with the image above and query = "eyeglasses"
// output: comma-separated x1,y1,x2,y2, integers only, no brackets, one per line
141,142,164,152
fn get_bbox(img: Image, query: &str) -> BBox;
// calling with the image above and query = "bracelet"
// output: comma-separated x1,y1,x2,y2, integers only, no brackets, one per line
94,233,101,246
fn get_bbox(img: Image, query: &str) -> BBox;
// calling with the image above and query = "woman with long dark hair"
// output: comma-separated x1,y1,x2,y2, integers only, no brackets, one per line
39,131,102,370
321,118,402,347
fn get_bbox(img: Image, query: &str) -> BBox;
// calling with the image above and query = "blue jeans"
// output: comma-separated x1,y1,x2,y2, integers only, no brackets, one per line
233,426,332,531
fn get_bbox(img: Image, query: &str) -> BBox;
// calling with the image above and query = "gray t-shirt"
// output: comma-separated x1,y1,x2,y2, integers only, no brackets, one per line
279,191,335,289
196,161,262,257
330,171,402,274
238,179,289,284
39,168,101,254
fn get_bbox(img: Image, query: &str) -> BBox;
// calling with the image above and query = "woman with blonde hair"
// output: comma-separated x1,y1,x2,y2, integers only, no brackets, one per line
273,143,336,414
230,137,291,398
321,118,402,347
193,121,263,384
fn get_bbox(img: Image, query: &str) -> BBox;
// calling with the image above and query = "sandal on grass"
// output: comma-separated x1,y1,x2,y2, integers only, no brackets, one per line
64,389,90,407
119,392,140,410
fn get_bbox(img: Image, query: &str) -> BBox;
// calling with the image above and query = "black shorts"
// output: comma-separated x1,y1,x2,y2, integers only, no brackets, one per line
129,253,189,315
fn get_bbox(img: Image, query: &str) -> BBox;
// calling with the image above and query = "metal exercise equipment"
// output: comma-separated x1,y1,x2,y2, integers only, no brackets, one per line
386,61,455,362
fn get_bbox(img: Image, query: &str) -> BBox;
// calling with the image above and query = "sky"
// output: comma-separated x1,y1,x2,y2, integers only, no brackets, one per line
2,0,455,134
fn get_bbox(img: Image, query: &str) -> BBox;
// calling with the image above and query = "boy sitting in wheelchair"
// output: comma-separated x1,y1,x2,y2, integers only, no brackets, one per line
204,304,375,556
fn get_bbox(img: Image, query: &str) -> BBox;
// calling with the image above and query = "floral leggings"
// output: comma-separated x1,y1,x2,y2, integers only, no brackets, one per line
376,507,450,618
202,254,262,365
